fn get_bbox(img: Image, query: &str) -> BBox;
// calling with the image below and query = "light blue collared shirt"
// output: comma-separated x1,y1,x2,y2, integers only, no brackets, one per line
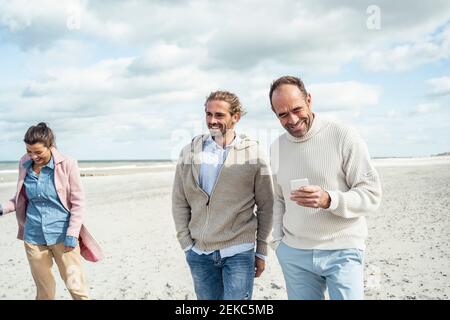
187,134,266,260
199,134,239,195
23,157,77,247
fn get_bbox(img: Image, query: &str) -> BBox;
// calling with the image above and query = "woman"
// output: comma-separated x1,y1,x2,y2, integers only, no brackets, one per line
0,122,103,300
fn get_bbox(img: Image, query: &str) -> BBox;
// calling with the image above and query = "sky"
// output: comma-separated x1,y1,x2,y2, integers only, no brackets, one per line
0,0,449,160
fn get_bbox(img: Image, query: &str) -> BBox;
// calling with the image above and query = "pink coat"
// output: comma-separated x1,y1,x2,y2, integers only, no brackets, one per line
2,147,103,262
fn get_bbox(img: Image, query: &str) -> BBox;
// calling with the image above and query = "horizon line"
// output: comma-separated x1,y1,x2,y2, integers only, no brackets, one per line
0,154,449,163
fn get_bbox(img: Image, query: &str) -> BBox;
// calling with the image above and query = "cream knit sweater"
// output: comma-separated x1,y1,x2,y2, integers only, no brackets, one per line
270,115,382,251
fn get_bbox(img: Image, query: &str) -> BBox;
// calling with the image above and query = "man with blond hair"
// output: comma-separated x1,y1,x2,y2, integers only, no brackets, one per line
269,76,382,300
172,90,273,300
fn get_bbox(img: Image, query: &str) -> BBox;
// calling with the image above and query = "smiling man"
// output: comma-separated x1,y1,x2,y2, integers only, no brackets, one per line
269,76,382,300
172,90,273,300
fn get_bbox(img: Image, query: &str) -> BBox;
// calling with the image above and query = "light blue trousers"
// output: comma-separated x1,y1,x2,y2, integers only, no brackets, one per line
276,241,364,300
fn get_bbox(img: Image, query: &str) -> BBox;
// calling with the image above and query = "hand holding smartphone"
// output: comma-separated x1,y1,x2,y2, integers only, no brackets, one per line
290,178,309,191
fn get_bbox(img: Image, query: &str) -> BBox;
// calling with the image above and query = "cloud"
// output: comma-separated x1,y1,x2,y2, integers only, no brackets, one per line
1,0,450,159
426,76,450,96
362,23,450,72
0,0,130,50
89,1,450,74
0,0,78,49
309,81,381,111
2,0,450,74
386,110,401,119
412,102,442,115
128,43,207,74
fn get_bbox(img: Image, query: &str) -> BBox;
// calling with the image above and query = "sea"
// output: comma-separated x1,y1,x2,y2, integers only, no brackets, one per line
0,160,175,183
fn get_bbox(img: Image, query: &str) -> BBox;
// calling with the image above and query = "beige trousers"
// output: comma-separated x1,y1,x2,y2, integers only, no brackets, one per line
24,241,89,300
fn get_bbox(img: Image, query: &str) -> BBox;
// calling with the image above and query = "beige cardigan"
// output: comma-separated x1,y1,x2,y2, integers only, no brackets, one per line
172,134,274,256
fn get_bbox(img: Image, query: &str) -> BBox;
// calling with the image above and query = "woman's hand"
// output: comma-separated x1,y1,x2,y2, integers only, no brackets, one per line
64,236,78,252
64,246,76,252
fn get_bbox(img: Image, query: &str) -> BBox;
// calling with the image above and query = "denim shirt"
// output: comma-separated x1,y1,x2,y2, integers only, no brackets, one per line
187,134,266,260
23,157,77,247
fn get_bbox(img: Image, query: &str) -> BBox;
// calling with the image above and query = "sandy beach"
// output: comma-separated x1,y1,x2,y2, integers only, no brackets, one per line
0,156,449,300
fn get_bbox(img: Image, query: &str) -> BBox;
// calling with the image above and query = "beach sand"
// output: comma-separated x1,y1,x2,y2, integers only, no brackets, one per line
0,157,449,300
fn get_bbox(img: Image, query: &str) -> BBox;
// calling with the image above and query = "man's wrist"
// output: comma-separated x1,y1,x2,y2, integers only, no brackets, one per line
255,253,267,261
322,191,331,209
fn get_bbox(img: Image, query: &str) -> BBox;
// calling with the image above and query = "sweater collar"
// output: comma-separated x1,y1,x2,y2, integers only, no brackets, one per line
284,113,326,143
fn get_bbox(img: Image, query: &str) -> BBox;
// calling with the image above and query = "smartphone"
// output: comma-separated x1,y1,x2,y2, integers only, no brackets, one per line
290,178,309,191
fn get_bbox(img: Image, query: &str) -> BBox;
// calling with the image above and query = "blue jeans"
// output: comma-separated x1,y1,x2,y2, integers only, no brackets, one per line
185,248,255,300
276,241,364,300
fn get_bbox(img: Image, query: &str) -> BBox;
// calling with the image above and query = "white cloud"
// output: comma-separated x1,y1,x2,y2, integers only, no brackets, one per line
386,110,401,119
363,24,450,72
128,43,207,74
1,0,450,159
309,81,381,111
375,103,444,119
413,102,442,114
427,76,450,96
2,0,450,74
0,0,131,49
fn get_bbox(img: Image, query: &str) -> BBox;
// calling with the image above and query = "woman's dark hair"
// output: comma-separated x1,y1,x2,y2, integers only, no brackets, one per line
23,122,56,148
